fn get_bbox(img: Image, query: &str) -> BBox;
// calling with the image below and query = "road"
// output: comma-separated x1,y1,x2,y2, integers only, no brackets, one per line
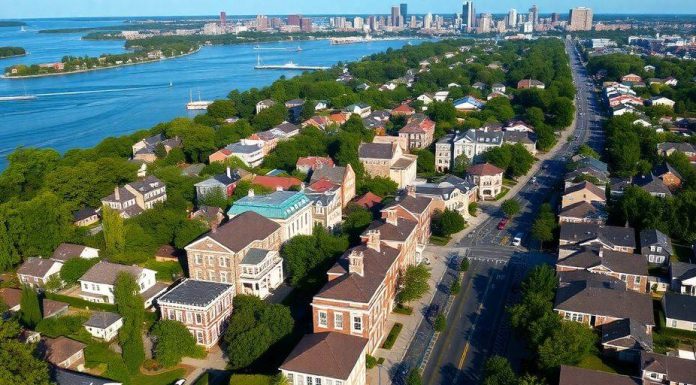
411,37,606,385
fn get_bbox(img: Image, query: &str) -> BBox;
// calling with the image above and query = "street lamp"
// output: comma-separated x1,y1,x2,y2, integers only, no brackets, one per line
377,364,384,385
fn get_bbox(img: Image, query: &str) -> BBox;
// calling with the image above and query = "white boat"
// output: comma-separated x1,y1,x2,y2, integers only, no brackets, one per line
0,95,36,101
186,90,212,110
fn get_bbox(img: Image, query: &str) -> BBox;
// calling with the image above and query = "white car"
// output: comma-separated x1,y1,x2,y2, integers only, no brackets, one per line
512,233,524,247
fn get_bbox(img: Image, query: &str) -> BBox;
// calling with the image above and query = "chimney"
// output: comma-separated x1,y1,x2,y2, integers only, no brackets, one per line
248,189,255,197
349,250,365,277
366,230,381,252
114,187,120,201
406,185,416,198
385,209,399,226
226,167,231,179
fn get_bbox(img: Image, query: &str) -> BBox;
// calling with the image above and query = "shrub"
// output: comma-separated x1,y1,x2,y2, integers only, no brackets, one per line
450,278,462,295
468,202,478,217
60,258,99,285
366,354,378,369
434,314,447,332
381,323,403,349
35,314,88,338
459,258,470,272
432,209,466,237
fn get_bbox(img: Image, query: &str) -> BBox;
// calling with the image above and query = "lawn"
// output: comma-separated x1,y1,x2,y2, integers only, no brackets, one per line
229,374,273,385
142,260,183,282
430,235,451,246
84,343,185,385
494,187,510,201
577,354,617,374
652,300,696,353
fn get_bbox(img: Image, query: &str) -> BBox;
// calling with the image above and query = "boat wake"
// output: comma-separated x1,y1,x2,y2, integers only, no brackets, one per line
34,84,169,98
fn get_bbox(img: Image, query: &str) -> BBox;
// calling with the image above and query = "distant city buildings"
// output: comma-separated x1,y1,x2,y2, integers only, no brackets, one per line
568,7,593,31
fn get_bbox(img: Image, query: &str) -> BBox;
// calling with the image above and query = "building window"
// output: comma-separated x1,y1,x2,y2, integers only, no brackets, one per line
634,276,640,285
318,311,328,328
352,315,362,332
195,254,202,265
196,314,202,325
334,313,343,329
196,330,204,344
287,374,294,385
306,377,313,385
671,320,677,327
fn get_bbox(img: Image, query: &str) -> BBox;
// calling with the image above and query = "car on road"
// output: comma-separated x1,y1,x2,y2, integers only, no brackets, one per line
497,217,509,230
512,233,524,246
174,380,186,385
531,177,537,184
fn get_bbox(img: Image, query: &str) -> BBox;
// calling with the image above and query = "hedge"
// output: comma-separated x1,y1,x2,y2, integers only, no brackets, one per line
381,323,403,350
45,292,117,312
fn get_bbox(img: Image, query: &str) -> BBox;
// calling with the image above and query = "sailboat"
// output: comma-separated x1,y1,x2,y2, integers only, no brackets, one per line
20,26,26,32
185,90,212,110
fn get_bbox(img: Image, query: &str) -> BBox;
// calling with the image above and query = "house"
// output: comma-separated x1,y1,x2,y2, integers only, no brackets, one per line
252,175,303,191
181,163,206,177
504,121,534,132
296,156,334,174
328,113,349,126
304,181,342,230
612,104,638,116
101,176,167,219
417,93,435,105
190,206,225,229
435,129,504,172
657,142,696,163
503,131,537,155
556,247,649,293
487,91,508,101
662,292,696,331
608,94,645,108
466,163,504,200
256,99,276,114
670,262,696,296
558,366,641,385
284,99,305,122
399,113,436,150
17,257,63,288
554,279,654,330
640,352,696,385
279,333,368,385
640,229,673,266
344,103,372,118
378,82,398,92
195,168,240,202
185,211,283,295
414,175,478,218
209,141,265,167
561,181,606,209
601,318,653,362
633,173,672,198
78,262,166,307
517,79,545,89
491,83,506,93
73,208,100,227
228,191,313,241
355,83,370,92
359,142,417,189
157,279,235,349
559,223,636,254
571,155,609,174
131,134,181,163
647,96,675,109
471,82,486,90
565,167,610,189
353,192,383,210
271,122,301,139
302,115,332,130
434,91,450,102
0,288,21,312
309,165,356,208
313,100,328,111
83,311,123,342
238,249,285,298
42,299,68,319
391,104,415,117
53,368,123,385
51,244,100,263
558,201,608,224
381,190,433,251
453,96,485,111
621,74,643,83
44,337,86,370
653,163,682,191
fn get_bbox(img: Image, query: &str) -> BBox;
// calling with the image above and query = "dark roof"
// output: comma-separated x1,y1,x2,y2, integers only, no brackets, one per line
128,175,165,195
317,244,400,303
558,365,640,385
73,208,98,222
202,211,280,253
54,368,122,385
559,201,606,221
157,279,233,308
385,194,432,216
564,181,606,201
310,166,348,186
365,219,417,243
641,352,696,384
80,262,143,285
671,261,696,282
558,247,647,276
663,292,696,323
84,311,122,329
358,142,395,159
557,270,625,288
52,243,89,262
601,318,653,351
42,299,68,318
639,229,673,254
280,332,368,380
45,337,86,365
17,257,60,278
503,131,536,145
653,162,682,180
240,248,273,265
554,280,654,325
633,173,672,197
559,223,636,250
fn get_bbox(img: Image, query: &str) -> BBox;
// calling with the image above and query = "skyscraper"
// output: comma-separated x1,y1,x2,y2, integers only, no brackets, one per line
300,18,313,32
507,9,517,28
462,1,475,32
529,5,539,25
568,7,593,31
551,13,560,23
477,13,492,34
391,6,401,27
400,3,408,25
288,14,301,26
220,11,227,29
423,13,432,29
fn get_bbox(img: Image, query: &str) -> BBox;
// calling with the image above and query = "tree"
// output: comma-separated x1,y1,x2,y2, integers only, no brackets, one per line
360,176,398,198
397,265,431,304
453,154,470,176
0,216,19,272
114,272,145,372
0,318,52,385
538,320,596,370
428,101,456,123
342,205,374,245
103,206,126,255
577,144,599,159
19,286,41,328
483,356,517,385
432,209,466,237
60,258,99,286
206,99,237,119
406,369,423,385
501,199,521,218
530,203,556,249
224,295,294,370
412,149,435,174
214,119,254,148
280,226,348,290
468,202,478,217
519,374,547,385
150,320,203,367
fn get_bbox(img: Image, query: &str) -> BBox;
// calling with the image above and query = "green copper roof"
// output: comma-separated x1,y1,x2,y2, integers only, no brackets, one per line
227,191,310,220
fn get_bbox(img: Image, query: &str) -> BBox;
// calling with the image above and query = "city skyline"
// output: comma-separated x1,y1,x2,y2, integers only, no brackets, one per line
2,0,695,19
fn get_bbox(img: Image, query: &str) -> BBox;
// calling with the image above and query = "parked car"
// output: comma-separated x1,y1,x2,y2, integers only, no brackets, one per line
497,217,509,230
512,233,524,246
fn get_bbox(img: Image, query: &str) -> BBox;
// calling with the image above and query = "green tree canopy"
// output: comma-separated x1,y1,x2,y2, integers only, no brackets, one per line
20,286,41,328
150,320,203,367
114,272,145,373
397,264,431,304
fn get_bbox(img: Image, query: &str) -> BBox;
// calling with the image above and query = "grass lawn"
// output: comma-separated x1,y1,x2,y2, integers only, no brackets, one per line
229,374,274,385
142,260,183,282
577,354,617,373
430,235,451,246
84,343,185,385
652,300,696,353
672,243,694,263
494,187,510,201
503,178,517,187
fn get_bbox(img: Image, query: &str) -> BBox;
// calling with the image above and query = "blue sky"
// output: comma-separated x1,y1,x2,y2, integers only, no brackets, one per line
1,0,694,19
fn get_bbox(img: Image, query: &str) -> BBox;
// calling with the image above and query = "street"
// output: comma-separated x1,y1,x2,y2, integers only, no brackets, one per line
412,37,606,385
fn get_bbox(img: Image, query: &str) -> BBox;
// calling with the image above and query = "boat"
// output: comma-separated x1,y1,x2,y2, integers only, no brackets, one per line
20,26,26,32
186,90,212,110
254,57,329,71
296,46,303,52
0,95,36,102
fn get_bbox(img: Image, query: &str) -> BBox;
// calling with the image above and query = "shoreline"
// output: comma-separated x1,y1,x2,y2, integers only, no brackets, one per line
0,53,27,60
1,47,200,79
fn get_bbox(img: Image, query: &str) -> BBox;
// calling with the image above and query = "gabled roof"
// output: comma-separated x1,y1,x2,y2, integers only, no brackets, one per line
353,192,383,209
296,156,334,169
45,337,86,365
42,299,69,318
365,219,417,243
17,257,61,278
157,279,233,308
358,142,395,160
558,247,647,276
559,201,606,221
54,368,122,385
194,211,280,253
601,318,652,351
641,352,696,384
564,181,606,201
663,292,696,322
670,261,696,282
467,163,504,176
52,243,90,262
558,366,640,385
0,288,21,310
384,194,432,216
559,223,636,250
310,166,349,186
280,332,368,380
84,311,122,329
639,229,673,254
252,175,302,191
633,173,672,196
79,261,144,286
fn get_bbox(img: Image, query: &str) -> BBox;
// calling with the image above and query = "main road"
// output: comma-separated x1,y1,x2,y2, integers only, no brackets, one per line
408,37,606,385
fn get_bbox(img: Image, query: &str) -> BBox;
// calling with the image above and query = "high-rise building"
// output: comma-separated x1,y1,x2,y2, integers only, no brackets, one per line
391,6,401,27
256,15,269,30
368,16,378,31
462,1,475,32
220,12,227,29
354,17,364,30
507,9,517,28
568,7,593,31
288,14,301,26
477,13,492,34
423,13,433,29
551,13,560,23
410,15,417,29
400,3,408,25
300,18,313,32
529,5,539,25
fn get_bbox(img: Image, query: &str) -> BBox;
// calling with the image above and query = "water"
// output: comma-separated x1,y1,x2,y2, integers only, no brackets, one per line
0,18,418,169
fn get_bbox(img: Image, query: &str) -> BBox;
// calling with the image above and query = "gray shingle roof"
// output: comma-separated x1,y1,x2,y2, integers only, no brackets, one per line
671,261,696,281
358,143,394,159
52,244,88,262
79,262,143,285
157,279,233,308
17,257,60,278
558,366,640,385
639,229,673,255
663,292,696,323
84,311,122,329
240,248,273,266
601,318,653,351
200,211,280,253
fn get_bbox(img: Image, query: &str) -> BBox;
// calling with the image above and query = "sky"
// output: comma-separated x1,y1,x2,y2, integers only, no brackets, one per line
1,0,694,19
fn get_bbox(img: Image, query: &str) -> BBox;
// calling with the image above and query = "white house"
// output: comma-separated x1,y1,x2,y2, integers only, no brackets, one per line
344,103,372,118
647,96,675,109
504,121,535,132
239,249,284,299
453,96,485,111
17,258,63,288
662,292,696,331
83,311,123,342
433,91,450,102
78,262,167,307
417,93,435,105
51,244,100,263
256,99,276,114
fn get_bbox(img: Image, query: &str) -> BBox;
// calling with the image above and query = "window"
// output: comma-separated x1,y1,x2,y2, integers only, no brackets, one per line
220,272,228,283
196,313,203,325
634,276,640,285
196,330,204,344
318,311,328,328
219,257,227,268
195,254,202,265
315,378,322,385
186,312,193,324
306,377,313,385
352,315,362,332
287,374,294,385
208,256,214,266
334,313,343,329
